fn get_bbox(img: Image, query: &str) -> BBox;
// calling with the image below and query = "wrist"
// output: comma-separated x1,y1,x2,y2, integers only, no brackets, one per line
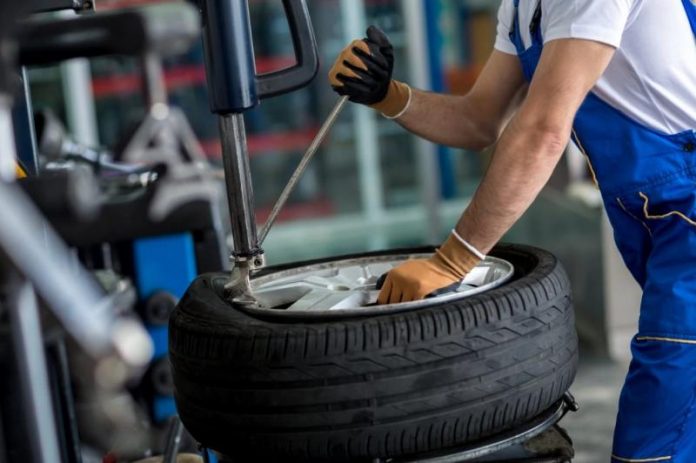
370,80,411,118
432,233,482,279
450,228,486,260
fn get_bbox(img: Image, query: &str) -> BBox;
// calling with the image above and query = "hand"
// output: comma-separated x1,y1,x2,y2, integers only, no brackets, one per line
328,26,410,118
377,234,482,304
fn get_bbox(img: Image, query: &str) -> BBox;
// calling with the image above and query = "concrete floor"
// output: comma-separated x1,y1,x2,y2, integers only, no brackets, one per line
562,357,630,463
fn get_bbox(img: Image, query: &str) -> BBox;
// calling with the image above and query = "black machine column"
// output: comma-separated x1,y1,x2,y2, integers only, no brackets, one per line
198,0,319,265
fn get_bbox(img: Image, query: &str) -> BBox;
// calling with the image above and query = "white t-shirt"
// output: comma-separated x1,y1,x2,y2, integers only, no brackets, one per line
494,0,696,135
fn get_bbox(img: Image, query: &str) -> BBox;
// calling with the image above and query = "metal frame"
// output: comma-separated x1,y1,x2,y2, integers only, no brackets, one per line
3,272,62,462
392,394,577,463
340,0,386,250
403,0,443,243
28,0,94,14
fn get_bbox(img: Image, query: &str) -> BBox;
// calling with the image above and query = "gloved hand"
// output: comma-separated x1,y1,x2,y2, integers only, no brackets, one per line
328,26,411,118
377,234,482,304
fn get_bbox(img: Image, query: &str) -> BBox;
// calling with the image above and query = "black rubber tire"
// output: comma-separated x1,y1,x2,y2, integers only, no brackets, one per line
169,244,577,462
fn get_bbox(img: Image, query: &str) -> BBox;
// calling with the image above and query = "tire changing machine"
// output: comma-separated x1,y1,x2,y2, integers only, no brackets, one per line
190,0,579,461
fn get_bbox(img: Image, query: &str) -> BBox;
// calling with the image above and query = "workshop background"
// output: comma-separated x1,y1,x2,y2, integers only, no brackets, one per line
26,1,640,461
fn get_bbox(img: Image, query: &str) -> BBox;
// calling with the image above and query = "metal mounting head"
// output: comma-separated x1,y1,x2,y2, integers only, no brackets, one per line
223,260,257,306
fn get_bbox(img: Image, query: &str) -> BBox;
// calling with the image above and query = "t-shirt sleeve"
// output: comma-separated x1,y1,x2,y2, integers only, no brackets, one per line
494,0,517,55
543,0,635,48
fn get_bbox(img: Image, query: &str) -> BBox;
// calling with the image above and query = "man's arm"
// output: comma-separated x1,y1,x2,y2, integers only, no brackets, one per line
396,50,527,150
457,39,615,253
378,38,616,304
329,27,525,151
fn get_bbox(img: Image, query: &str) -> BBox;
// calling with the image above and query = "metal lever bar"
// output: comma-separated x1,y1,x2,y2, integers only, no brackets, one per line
257,96,348,245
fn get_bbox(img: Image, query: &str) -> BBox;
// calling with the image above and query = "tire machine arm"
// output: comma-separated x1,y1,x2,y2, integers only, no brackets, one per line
197,0,327,299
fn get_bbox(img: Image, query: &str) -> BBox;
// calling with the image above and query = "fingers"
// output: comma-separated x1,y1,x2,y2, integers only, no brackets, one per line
328,40,371,86
388,287,403,304
366,25,390,48
343,44,370,71
376,273,420,305
351,40,371,60
375,259,464,305
400,288,416,303
359,43,390,71
328,71,343,87
377,277,393,305
328,53,345,86
329,30,394,104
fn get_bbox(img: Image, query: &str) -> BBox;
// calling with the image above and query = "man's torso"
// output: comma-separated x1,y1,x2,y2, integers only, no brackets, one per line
495,0,696,134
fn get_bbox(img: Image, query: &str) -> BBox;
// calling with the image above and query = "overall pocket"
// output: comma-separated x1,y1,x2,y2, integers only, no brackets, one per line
617,171,696,233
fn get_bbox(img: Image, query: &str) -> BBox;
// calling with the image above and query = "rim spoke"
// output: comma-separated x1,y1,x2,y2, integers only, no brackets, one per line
286,289,369,311
253,282,314,308
463,266,489,287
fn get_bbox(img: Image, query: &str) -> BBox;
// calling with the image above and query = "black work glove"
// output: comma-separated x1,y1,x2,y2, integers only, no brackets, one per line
328,26,410,117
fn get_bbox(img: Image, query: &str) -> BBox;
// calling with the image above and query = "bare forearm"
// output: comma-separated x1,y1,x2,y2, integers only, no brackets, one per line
393,51,526,151
455,118,568,253
396,89,498,150
452,39,615,255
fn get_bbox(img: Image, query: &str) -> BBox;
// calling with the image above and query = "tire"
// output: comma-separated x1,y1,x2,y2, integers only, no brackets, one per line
169,244,577,462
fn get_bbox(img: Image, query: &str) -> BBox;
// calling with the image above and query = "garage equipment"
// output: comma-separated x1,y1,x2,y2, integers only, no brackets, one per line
1,3,227,460
197,0,320,300
0,5,159,462
21,1,231,446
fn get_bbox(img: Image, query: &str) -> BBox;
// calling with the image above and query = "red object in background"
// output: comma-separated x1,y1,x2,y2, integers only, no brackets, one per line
91,58,296,99
256,198,335,224
444,64,485,95
200,126,319,158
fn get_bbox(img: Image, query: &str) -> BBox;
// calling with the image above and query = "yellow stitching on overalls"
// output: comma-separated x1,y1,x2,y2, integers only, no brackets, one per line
636,336,696,345
639,192,696,227
571,129,599,186
611,454,672,462
616,198,653,237
15,163,26,179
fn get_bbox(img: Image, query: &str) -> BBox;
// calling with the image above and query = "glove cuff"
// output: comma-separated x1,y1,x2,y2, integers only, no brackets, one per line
432,234,481,279
370,80,411,118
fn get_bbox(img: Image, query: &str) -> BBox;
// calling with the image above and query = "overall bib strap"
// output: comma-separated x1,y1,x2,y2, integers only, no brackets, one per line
509,0,543,54
682,0,696,34
509,0,544,81
509,0,527,55
529,1,543,47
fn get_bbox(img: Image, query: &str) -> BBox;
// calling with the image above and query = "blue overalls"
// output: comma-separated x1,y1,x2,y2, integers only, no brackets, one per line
509,1,696,461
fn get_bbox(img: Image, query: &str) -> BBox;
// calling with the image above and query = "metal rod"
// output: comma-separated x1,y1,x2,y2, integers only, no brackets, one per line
7,277,62,463
46,335,83,463
219,113,261,258
163,416,184,463
0,97,19,181
258,96,348,244
141,51,168,109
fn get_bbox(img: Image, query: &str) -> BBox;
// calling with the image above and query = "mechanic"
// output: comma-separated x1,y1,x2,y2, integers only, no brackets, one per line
329,1,696,462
